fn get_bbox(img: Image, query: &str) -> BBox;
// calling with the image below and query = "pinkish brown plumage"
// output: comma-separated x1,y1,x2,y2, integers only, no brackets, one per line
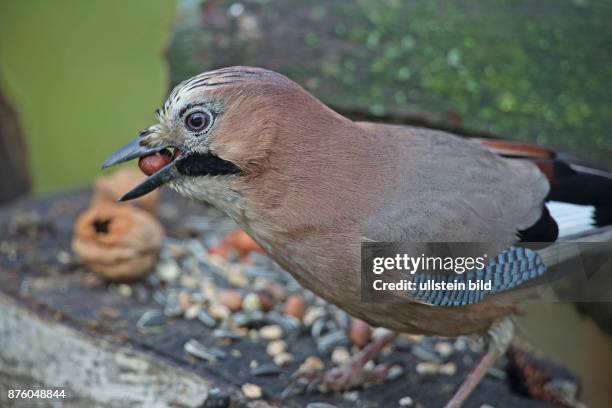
103,66,612,406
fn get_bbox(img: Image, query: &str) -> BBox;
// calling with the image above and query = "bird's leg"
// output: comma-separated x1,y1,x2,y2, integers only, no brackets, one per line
444,318,515,408
316,329,398,391
286,330,398,395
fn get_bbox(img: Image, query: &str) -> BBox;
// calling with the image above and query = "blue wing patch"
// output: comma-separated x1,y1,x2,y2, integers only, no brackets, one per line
408,246,546,307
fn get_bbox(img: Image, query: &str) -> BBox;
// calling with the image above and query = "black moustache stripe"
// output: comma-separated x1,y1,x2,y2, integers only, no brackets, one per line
176,152,242,177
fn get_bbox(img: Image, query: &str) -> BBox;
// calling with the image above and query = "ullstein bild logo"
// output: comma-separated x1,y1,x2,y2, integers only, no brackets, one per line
361,242,612,305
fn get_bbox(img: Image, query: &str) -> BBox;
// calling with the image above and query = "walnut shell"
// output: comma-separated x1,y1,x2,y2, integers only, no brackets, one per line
72,203,164,282
92,167,159,215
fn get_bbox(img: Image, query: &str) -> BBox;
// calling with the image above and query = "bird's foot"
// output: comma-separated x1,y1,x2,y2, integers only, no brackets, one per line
284,359,389,395
283,330,398,396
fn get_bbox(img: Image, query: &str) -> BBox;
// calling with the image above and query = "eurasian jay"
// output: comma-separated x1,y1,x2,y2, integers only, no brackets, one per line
103,67,612,407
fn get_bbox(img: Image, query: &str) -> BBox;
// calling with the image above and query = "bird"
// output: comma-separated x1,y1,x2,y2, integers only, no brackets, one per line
103,66,612,407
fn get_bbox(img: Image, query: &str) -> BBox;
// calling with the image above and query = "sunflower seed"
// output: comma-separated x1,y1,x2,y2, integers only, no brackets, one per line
266,311,301,333
387,365,405,381
244,266,278,279
190,292,208,303
203,387,230,408
311,318,327,338
197,310,218,328
163,292,184,317
152,290,166,305
335,310,350,330
232,311,266,328
213,329,244,340
184,339,225,361
411,344,442,363
487,366,507,381
136,309,166,333
317,330,349,353
251,363,282,377
303,306,326,326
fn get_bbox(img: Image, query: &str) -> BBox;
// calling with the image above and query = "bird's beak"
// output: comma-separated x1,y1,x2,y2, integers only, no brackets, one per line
102,136,188,202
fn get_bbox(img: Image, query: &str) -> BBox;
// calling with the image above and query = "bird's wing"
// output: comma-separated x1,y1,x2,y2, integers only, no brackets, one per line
407,245,547,306
355,124,612,308
358,123,549,248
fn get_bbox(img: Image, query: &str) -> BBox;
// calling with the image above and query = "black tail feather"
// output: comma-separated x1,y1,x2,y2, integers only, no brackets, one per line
594,206,612,228
539,161,612,207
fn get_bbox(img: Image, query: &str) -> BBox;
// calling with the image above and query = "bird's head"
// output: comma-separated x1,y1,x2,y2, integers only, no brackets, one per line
104,65,359,234
103,66,303,205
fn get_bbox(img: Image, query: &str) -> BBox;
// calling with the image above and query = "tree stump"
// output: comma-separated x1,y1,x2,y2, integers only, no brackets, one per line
0,89,30,204
166,0,612,168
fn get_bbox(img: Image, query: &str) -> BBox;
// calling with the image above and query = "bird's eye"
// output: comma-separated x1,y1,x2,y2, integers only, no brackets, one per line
185,111,211,133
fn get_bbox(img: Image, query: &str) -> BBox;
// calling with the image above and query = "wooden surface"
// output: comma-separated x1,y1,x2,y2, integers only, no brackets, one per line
0,191,565,407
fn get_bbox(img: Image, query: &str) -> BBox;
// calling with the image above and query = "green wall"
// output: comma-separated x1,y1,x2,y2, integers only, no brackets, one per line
0,0,176,193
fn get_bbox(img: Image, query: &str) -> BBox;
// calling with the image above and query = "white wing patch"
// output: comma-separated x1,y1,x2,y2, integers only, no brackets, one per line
548,201,595,238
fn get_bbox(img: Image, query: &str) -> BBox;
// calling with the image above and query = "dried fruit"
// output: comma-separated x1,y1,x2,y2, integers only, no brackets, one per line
208,303,231,321
439,362,457,376
139,150,173,176
241,383,262,400
331,346,351,365
257,290,275,312
72,203,164,281
299,356,325,371
242,292,262,312
266,340,287,357
184,304,202,320
218,289,243,312
208,242,231,258
224,229,264,256
303,306,326,326
284,294,306,320
225,266,248,288
259,324,283,340
349,318,372,348
435,341,454,358
273,352,294,366
263,281,287,302
415,362,456,375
